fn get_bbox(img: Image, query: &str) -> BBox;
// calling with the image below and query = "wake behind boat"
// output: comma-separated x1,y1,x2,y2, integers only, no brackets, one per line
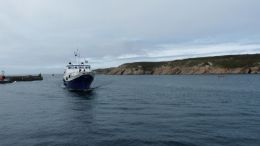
63,51,94,91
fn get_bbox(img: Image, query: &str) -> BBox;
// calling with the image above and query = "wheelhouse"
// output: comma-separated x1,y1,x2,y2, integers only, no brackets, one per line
66,65,91,70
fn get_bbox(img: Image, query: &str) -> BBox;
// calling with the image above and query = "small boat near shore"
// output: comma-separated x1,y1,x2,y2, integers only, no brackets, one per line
63,51,94,91
0,80,14,84
0,71,14,84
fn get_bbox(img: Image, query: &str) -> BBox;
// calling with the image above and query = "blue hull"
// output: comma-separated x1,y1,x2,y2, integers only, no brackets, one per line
64,74,94,91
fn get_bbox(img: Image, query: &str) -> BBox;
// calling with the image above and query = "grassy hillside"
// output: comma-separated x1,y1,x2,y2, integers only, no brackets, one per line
95,54,260,75
121,54,260,69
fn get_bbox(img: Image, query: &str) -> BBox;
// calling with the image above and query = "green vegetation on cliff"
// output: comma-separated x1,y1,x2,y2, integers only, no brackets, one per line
95,54,260,75
122,54,260,68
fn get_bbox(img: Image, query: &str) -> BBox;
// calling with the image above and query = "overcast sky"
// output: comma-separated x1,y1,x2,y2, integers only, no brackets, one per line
1,0,260,74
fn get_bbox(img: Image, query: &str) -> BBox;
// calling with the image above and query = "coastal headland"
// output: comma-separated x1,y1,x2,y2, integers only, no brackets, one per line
95,54,260,75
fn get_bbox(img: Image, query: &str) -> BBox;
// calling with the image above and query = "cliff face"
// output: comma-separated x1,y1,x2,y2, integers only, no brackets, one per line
95,54,260,75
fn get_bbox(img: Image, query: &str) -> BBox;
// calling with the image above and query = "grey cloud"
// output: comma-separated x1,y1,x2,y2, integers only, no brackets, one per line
0,0,260,73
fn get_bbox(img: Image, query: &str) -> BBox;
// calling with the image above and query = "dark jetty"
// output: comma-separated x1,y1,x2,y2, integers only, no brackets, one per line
6,74,43,82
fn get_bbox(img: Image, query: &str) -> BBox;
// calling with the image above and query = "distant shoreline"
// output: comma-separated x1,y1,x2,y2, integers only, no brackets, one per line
94,54,260,75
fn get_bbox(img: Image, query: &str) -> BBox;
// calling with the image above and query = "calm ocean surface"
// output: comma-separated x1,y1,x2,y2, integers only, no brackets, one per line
0,75,260,146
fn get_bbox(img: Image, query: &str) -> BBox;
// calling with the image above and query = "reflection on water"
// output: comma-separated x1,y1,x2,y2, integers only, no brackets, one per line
66,89,96,100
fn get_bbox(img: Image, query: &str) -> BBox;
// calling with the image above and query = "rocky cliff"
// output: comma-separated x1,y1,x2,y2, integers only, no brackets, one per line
95,54,260,75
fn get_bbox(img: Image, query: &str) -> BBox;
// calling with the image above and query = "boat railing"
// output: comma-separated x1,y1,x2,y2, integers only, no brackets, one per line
66,68,91,77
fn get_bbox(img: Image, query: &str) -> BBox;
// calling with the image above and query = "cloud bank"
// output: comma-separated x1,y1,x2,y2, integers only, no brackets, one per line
0,0,260,73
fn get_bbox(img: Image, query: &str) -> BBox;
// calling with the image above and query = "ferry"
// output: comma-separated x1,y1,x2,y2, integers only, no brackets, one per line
63,51,94,91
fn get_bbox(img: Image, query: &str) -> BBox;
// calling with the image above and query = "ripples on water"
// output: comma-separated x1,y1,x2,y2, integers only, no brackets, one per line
0,75,259,146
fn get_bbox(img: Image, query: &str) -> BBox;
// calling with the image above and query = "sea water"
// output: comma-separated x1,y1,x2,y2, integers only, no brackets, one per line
0,75,259,146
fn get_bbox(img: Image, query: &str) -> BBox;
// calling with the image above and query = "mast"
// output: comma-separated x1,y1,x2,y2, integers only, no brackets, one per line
74,49,80,65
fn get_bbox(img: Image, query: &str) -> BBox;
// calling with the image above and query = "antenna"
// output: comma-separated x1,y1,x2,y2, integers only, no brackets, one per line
78,49,81,58
74,49,81,65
